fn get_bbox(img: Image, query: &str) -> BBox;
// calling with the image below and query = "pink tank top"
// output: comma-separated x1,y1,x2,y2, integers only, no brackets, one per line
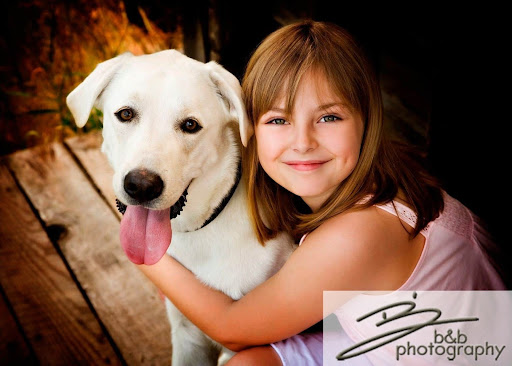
275,194,506,366
299,192,505,290
326,193,506,365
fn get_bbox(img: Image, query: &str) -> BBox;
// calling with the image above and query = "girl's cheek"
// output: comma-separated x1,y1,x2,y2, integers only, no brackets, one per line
256,135,271,165
256,129,284,158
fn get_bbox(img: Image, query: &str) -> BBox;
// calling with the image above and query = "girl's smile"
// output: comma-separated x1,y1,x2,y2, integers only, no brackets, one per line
283,159,332,171
255,69,364,212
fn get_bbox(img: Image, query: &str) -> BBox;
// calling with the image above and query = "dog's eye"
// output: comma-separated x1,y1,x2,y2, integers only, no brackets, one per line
115,108,135,122
180,119,202,133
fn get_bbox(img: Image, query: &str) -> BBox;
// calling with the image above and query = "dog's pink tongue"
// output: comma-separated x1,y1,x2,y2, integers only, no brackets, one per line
120,205,172,265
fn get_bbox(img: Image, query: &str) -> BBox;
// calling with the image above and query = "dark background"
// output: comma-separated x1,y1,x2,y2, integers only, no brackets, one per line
2,1,509,280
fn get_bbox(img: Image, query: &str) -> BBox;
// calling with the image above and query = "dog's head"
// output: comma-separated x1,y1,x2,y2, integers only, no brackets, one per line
66,50,253,211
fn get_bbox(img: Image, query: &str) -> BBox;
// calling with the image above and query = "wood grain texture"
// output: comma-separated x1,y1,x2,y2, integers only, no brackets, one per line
0,163,120,365
0,288,36,365
65,132,121,219
6,143,172,365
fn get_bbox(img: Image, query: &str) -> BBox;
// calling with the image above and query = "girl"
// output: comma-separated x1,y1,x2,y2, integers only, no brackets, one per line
136,20,506,365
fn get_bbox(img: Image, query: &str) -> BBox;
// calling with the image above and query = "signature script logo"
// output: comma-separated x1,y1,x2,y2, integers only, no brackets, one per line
337,292,479,361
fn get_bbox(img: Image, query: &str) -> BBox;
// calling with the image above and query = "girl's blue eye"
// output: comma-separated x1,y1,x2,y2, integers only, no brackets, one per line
320,115,340,123
267,118,287,125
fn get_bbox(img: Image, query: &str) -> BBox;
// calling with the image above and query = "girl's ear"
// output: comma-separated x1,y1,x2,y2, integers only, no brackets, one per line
205,61,253,147
66,52,134,128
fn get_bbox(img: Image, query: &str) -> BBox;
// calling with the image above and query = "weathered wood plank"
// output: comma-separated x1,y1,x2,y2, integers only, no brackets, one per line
65,132,121,219
6,143,172,365
0,163,120,365
0,287,36,365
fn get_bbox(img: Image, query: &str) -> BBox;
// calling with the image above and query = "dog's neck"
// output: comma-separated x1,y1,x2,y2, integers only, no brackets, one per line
197,161,241,230
171,128,242,232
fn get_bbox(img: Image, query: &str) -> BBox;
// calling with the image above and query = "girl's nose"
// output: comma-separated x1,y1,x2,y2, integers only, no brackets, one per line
291,124,318,153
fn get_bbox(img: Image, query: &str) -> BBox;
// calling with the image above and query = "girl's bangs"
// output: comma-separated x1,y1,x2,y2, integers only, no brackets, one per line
251,60,311,123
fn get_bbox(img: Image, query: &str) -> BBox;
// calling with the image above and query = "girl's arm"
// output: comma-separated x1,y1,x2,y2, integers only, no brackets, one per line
137,207,420,351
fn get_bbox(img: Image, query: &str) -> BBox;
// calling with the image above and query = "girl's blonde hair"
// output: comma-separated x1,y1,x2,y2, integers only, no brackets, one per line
242,20,444,244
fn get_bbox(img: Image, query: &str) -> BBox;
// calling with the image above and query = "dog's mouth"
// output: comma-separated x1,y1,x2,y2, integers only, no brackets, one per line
115,188,188,219
116,188,189,266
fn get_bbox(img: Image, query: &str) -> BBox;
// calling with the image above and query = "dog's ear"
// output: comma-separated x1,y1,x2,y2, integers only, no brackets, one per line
205,62,253,147
66,52,134,128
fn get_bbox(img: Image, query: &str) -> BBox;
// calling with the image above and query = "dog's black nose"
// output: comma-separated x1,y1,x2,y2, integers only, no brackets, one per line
124,169,164,202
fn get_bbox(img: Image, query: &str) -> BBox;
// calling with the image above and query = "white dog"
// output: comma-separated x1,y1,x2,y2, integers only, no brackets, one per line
66,50,296,365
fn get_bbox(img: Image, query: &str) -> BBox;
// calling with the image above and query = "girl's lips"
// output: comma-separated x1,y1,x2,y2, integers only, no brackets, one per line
284,160,329,171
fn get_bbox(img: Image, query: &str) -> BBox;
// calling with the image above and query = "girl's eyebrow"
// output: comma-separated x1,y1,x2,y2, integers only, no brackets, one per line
267,102,344,113
267,107,285,113
317,102,345,110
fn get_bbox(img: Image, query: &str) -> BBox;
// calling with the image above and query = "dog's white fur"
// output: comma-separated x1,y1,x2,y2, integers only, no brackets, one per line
67,50,296,365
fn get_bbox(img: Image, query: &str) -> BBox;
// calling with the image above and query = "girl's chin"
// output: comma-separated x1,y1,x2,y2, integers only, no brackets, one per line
291,188,334,207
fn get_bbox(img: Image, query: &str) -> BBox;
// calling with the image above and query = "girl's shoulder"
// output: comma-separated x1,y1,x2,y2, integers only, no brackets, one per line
307,204,396,245
300,205,425,290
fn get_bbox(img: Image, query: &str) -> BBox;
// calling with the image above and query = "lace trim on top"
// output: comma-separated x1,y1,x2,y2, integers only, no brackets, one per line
434,193,472,240
375,200,431,237
357,195,430,236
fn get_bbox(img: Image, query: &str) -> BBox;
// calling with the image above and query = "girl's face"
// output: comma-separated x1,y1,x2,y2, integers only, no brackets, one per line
255,70,364,212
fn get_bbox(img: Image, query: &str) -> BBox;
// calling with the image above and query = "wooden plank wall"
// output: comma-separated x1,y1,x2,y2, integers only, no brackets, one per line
0,132,172,365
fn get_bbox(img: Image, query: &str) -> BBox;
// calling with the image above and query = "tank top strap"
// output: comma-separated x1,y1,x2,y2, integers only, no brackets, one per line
298,233,309,246
375,200,431,236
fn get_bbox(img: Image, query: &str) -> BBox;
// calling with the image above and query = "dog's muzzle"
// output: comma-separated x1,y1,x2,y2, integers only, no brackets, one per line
116,188,188,219
116,168,189,219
